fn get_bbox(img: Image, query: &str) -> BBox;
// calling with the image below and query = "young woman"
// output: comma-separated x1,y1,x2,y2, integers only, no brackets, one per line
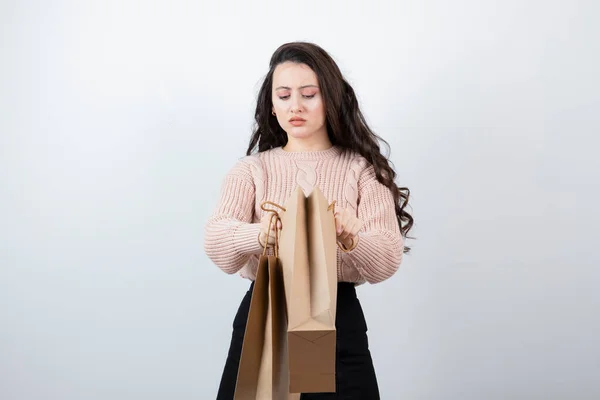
204,41,413,399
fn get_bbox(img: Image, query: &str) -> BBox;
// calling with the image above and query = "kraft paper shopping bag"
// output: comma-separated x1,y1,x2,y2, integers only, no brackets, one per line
277,186,338,393
234,213,290,400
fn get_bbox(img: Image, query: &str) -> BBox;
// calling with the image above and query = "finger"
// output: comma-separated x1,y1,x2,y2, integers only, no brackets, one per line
338,223,349,240
341,208,352,229
335,212,343,235
339,212,353,240
346,220,360,239
268,228,277,241
340,222,352,241
259,232,268,246
261,216,271,232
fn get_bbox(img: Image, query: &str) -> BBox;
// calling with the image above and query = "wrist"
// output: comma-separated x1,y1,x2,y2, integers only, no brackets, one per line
232,222,264,255
258,232,266,248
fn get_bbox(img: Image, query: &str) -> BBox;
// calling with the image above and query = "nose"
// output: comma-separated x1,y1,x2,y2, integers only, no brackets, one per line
290,94,303,113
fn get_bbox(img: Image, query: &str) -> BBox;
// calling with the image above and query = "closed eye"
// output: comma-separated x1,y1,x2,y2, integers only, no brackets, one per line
278,95,315,100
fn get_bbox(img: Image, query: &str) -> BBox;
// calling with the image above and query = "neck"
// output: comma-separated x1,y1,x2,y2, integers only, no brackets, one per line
283,131,332,152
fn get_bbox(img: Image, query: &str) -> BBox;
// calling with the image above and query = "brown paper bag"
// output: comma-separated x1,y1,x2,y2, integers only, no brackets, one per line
234,214,290,400
278,186,338,394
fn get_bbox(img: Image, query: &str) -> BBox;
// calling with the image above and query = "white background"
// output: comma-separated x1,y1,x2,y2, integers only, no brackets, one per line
1,0,599,399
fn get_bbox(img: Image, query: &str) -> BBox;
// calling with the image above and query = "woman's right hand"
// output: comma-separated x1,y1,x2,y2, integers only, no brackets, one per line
259,213,282,247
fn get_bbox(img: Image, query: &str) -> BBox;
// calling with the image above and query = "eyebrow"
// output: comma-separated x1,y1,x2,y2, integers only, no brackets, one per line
274,85,319,90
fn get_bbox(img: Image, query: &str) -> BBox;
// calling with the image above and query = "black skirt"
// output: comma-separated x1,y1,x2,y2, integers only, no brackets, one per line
216,281,380,399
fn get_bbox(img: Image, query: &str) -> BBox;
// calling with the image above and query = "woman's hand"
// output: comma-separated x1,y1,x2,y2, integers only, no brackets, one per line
334,208,362,249
259,213,282,247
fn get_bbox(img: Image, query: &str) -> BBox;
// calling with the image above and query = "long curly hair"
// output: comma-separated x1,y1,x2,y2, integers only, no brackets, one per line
246,41,414,251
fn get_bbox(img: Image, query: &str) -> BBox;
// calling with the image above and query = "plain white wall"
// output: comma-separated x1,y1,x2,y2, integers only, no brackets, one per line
1,0,599,399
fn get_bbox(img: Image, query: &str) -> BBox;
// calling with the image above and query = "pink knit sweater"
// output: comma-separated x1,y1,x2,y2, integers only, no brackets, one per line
204,145,404,285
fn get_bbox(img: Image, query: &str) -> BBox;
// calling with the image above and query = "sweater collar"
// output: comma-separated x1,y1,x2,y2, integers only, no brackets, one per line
271,145,343,160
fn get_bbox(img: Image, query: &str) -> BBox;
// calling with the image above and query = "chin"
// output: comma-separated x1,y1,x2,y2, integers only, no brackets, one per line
286,123,328,138
285,126,314,139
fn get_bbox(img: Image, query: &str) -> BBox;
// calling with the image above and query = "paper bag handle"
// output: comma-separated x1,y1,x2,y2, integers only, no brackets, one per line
259,201,285,258
260,201,286,214
327,200,336,212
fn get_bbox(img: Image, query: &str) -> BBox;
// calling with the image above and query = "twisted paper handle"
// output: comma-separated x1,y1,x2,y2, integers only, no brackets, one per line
259,201,286,257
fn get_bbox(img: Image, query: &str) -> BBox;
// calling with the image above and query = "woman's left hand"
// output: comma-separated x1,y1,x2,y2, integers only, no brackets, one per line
334,208,363,249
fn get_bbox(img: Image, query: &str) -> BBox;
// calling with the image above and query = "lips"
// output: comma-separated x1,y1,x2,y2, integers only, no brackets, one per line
289,116,306,126
289,119,306,126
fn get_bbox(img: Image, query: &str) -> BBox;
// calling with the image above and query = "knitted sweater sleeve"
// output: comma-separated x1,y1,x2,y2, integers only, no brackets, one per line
341,165,405,284
204,158,263,274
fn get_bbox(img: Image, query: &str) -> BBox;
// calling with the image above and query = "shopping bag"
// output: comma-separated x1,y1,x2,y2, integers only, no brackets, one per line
234,212,290,400
277,186,338,393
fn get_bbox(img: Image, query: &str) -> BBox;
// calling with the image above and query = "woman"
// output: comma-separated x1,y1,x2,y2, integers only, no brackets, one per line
204,41,413,399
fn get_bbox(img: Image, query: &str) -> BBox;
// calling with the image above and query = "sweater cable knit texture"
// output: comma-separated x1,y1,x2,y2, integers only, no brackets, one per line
204,145,404,285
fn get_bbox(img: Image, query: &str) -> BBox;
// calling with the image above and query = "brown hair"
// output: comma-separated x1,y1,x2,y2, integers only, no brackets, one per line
247,42,414,251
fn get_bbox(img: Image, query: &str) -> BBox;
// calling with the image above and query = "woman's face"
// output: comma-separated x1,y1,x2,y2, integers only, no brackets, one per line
271,62,327,141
